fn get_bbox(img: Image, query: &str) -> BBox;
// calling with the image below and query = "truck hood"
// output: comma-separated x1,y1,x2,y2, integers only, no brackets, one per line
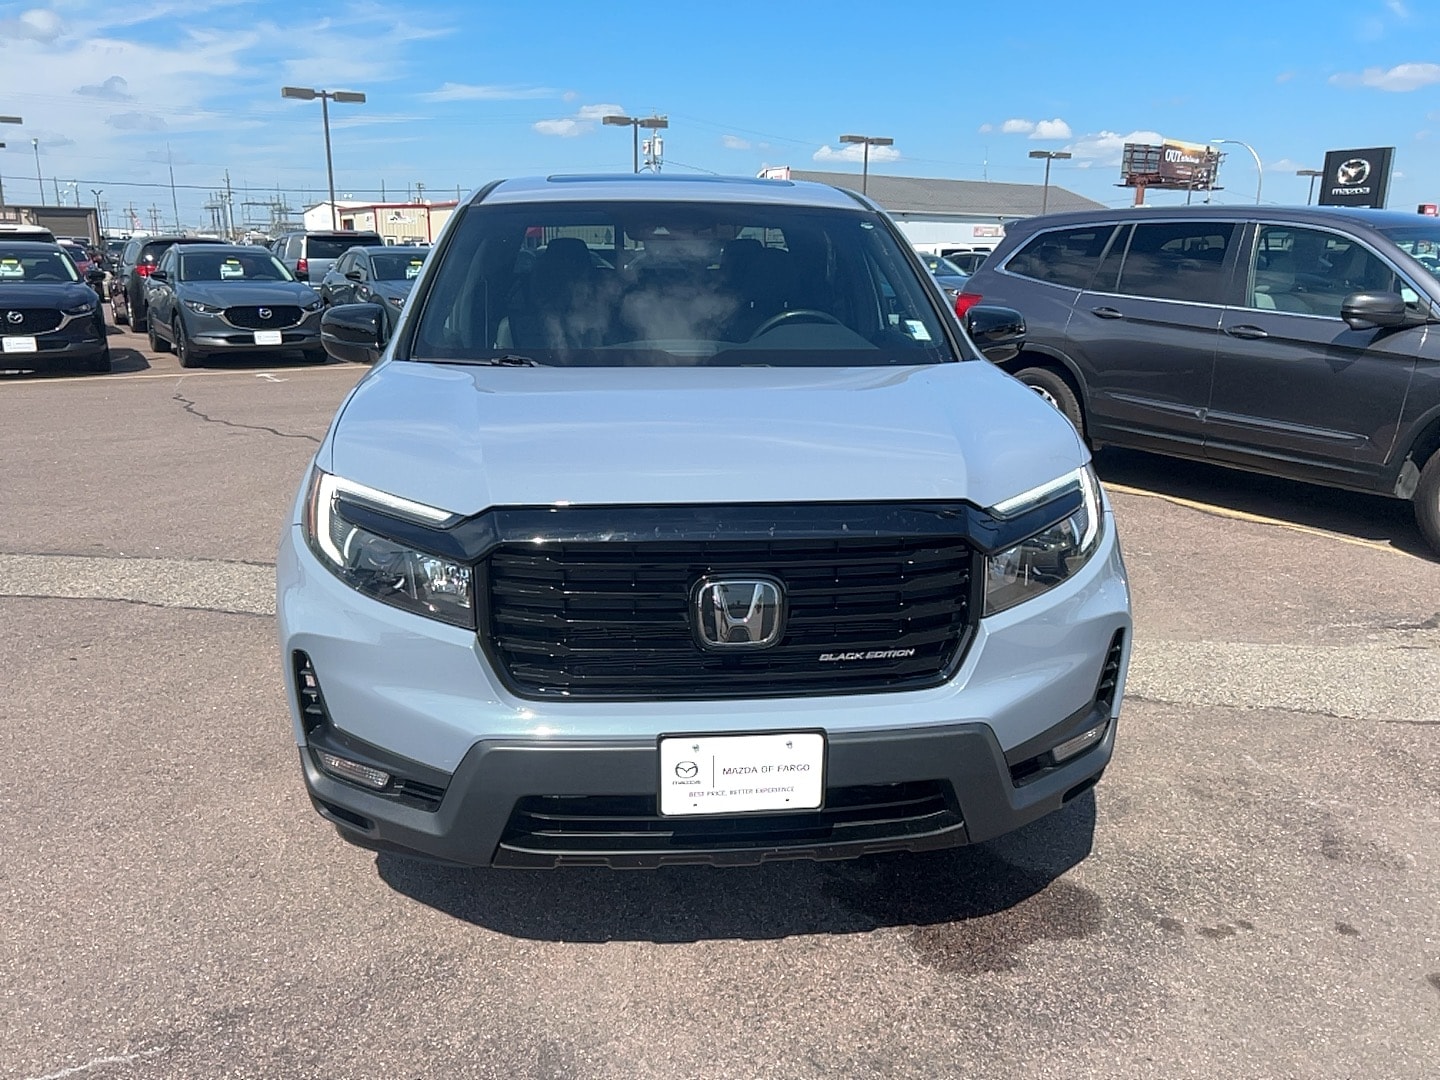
326,361,1087,516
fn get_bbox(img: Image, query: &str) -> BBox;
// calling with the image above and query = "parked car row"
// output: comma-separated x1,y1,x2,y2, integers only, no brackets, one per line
956,204,1440,554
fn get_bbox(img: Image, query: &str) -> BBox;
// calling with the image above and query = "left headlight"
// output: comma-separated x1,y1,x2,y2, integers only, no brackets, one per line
185,300,225,315
301,296,323,312
983,465,1104,616
303,469,474,628
63,300,95,315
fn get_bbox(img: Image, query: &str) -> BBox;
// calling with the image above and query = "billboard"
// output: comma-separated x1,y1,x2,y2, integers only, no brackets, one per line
1318,147,1394,209
1120,140,1220,191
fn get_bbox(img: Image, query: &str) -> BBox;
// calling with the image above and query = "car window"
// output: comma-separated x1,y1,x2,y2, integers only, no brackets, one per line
1248,225,1403,318
307,237,375,260
371,252,426,281
1006,225,1118,289
0,247,80,282
333,252,354,275
412,201,959,367
180,251,293,282
1114,221,1237,305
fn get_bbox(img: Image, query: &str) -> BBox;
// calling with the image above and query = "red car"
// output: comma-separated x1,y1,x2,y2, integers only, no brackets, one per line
58,240,102,296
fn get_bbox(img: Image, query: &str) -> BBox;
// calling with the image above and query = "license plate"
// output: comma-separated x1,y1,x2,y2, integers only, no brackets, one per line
253,330,283,345
2,336,37,354
658,731,825,816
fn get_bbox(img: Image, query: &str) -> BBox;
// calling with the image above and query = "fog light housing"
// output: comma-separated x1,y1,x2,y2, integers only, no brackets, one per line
317,751,391,790
1051,721,1108,763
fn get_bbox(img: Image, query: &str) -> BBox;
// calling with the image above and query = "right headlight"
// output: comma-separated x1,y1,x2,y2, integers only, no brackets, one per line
983,465,1104,616
303,469,474,628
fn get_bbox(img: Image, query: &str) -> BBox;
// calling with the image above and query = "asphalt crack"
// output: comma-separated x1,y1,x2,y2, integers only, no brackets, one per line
172,389,320,443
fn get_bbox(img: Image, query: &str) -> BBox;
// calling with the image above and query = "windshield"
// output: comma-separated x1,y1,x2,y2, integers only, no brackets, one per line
411,201,959,367
1377,224,1440,275
371,252,427,281
179,251,294,282
922,254,967,277
0,247,81,283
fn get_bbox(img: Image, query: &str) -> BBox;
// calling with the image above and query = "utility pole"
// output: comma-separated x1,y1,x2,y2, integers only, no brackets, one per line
91,189,104,235
32,137,42,204
380,179,385,201
415,181,425,203
52,177,60,204
148,205,160,232
167,144,181,231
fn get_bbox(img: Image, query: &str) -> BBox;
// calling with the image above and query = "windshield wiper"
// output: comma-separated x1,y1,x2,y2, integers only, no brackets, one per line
425,354,541,367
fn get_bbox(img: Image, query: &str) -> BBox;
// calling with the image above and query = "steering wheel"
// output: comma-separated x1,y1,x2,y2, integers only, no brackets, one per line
748,308,842,339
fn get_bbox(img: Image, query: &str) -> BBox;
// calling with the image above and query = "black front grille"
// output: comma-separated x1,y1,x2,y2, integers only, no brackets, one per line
2,308,64,333
225,305,302,329
498,780,962,865
483,536,976,700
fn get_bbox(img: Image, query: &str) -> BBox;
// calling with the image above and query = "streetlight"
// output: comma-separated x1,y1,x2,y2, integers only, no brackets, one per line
32,137,42,205
91,189,104,235
1028,149,1072,214
603,114,668,173
281,86,367,230
1296,167,1324,206
1210,139,1263,205
839,134,894,196
0,114,21,208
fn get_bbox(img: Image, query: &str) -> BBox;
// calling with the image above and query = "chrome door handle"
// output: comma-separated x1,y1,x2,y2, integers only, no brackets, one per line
1091,306,1124,319
1225,325,1269,340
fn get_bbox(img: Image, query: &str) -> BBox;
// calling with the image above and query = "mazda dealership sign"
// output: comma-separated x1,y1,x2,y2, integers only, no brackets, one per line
1318,147,1395,208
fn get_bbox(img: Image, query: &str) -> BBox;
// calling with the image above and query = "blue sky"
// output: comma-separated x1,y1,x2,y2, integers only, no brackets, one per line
2,0,1440,230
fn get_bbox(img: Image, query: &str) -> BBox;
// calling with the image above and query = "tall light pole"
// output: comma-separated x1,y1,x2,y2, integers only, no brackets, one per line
32,137,42,205
603,114,668,173
0,115,21,208
1296,167,1324,206
91,189,104,236
1211,138,1263,204
281,86,367,229
1028,149,1072,214
839,134,894,196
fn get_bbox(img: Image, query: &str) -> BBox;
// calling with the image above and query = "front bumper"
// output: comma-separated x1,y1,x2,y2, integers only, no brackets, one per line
278,507,1131,868
185,309,321,350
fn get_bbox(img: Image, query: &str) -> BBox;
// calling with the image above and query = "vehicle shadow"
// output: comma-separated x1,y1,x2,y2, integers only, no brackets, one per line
188,350,334,370
375,791,1098,946
1094,447,1430,558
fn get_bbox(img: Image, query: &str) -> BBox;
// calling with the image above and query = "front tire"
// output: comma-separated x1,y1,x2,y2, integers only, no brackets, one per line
1415,450,1440,556
1013,365,1086,439
174,318,203,368
110,292,128,326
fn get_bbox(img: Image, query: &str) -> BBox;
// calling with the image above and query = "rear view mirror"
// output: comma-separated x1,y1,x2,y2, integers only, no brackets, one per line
965,305,1026,363
321,303,387,364
1341,291,1409,331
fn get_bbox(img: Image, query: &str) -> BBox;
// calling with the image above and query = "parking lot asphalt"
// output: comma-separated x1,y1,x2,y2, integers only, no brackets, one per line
2,322,1438,1079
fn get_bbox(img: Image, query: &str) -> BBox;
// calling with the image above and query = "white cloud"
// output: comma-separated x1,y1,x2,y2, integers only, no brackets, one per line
420,82,555,102
0,8,65,44
562,90,578,102
107,111,167,132
533,103,628,137
76,75,134,101
1030,118,1072,140
1001,118,1035,134
721,134,751,151
978,123,993,134
1275,71,1295,83
534,118,584,138
1269,158,1306,171
812,142,901,164
1063,129,1165,169
576,103,626,122
1330,62,1440,91
1388,0,1410,17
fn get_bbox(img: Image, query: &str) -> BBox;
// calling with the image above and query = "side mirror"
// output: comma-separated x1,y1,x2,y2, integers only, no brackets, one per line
345,270,364,282
965,304,1026,364
321,303,387,364
149,269,168,283
85,269,106,285
1341,291,1409,330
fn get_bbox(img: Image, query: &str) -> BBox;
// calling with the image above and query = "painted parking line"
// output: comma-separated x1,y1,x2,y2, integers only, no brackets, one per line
1103,481,1422,558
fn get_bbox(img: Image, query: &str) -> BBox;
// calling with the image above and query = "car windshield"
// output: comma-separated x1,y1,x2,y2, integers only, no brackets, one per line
411,201,959,367
923,254,967,277
179,251,294,282
308,237,374,259
1377,223,1440,275
370,252,427,281
0,248,81,283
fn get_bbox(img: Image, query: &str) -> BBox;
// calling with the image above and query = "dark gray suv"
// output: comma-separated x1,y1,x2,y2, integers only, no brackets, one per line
961,206,1440,554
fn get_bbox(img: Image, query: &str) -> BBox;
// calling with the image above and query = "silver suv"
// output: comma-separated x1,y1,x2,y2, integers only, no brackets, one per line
277,175,1132,868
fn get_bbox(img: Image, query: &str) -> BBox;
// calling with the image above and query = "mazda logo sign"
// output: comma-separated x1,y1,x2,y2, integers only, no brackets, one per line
1337,158,1371,186
5,311,21,325
692,576,786,649
257,307,272,320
